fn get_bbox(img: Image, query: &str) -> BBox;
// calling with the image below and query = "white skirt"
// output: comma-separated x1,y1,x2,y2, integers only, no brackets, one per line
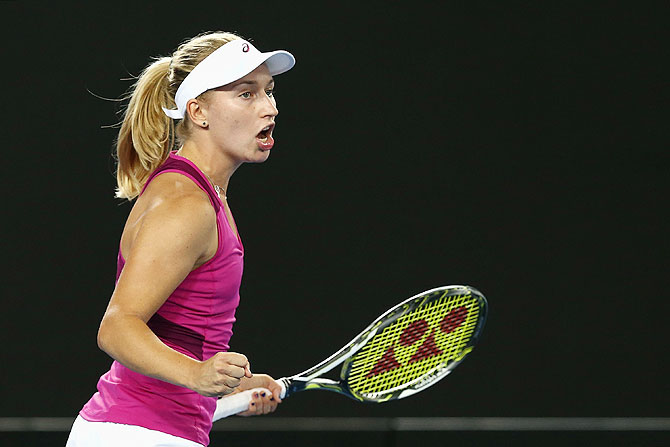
66,415,204,447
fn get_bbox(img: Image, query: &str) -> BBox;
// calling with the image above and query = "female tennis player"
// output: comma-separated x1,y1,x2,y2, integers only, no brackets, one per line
66,31,295,446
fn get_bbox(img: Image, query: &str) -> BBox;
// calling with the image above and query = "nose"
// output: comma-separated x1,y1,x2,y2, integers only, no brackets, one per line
260,93,279,119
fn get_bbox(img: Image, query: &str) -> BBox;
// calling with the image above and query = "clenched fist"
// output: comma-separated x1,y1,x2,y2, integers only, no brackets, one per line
190,352,252,397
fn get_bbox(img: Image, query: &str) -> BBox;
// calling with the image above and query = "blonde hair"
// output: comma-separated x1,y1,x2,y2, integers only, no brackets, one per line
114,31,242,199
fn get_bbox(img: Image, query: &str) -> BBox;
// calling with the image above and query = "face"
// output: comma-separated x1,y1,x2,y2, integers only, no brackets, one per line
199,64,279,165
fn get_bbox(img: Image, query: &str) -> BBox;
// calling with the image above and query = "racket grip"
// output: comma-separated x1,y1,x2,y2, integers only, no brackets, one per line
212,380,287,421
212,389,253,421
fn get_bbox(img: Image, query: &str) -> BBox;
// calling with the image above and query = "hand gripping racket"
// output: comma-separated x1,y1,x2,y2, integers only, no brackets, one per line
213,285,487,421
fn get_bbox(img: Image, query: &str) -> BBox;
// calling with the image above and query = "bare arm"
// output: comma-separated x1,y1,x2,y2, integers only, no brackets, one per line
97,178,250,396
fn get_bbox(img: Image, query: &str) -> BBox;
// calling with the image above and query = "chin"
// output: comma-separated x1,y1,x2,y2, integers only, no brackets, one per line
248,149,271,163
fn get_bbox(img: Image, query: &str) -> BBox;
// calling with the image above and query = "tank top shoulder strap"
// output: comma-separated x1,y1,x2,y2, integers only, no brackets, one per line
141,153,221,214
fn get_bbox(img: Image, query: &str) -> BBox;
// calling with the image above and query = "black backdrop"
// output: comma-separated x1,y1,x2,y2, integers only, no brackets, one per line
1,1,667,422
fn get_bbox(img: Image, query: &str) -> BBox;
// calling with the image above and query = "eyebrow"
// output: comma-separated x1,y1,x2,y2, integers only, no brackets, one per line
230,79,275,89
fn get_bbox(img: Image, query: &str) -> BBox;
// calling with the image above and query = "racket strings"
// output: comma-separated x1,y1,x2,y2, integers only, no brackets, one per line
377,297,471,392
349,295,477,395
346,291,481,397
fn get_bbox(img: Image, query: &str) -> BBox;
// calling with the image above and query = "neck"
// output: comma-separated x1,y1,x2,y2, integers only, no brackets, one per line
177,140,240,194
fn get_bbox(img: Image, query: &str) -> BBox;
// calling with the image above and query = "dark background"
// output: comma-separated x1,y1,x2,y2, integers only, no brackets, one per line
1,0,667,436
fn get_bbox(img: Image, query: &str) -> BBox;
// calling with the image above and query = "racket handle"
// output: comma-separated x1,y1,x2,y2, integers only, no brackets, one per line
212,379,287,421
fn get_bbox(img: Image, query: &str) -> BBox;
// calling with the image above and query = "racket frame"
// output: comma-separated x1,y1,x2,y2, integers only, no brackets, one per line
281,285,487,402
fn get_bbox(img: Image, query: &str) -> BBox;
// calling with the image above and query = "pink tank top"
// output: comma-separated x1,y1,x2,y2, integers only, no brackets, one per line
80,153,243,446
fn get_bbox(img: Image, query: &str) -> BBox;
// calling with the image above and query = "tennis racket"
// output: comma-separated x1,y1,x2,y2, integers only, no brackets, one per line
213,285,487,421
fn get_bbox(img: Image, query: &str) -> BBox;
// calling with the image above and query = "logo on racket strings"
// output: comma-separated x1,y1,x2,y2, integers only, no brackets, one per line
366,306,468,377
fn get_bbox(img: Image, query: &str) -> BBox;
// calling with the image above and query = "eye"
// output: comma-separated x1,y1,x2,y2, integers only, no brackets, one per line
240,92,252,99
265,89,275,97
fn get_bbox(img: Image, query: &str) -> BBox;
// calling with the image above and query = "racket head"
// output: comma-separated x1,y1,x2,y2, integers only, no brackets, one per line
339,285,487,402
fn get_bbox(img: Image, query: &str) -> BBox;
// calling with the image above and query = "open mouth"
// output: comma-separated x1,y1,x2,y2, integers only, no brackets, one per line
257,125,272,142
256,123,275,150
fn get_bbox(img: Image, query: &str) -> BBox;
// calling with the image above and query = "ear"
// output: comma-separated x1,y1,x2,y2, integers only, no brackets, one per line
185,98,209,129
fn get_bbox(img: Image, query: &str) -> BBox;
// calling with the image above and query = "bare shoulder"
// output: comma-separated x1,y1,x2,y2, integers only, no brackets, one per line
122,172,216,262
142,172,215,218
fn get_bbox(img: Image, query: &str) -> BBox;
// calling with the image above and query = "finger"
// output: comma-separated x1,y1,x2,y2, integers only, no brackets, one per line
217,364,246,379
270,386,283,403
249,393,263,415
263,382,282,403
246,401,258,415
243,390,277,416
263,400,277,414
214,374,240,389
258,390,277,414
244,362,253,378
221,376,241,389
225,352,249,368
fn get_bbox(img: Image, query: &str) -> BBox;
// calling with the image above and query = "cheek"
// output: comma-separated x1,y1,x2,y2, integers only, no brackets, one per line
212,119,249,144
211,111,234,132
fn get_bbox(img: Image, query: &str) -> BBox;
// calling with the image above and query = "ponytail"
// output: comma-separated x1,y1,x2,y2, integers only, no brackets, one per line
113,31,242,199
115,57,174,199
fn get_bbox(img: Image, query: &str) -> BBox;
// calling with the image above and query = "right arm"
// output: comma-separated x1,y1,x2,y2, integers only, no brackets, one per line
97,179,251,396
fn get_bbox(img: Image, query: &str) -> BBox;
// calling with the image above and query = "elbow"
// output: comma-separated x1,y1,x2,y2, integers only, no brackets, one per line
96,309,146,357
97,312,117,354
97,319,109,353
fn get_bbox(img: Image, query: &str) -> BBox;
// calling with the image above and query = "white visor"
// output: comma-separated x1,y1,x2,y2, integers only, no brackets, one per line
162,39,295,119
